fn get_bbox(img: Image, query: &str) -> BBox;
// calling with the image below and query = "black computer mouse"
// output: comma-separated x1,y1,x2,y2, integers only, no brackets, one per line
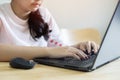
9,57,36,69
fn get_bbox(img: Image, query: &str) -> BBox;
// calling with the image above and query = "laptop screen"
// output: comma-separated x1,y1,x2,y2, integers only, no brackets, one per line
93,0,120,69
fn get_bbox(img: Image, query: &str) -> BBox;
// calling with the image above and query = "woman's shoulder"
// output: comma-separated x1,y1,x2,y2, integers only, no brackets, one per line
0,3,10,14
38,6,53,23
0,2,9,9
0,3,10,25
39,6,49,13
0,4,4,19
39,6,51,17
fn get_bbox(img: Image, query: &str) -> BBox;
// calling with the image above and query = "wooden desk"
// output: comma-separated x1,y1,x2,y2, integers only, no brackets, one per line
0,59,120,80
0,28,120,80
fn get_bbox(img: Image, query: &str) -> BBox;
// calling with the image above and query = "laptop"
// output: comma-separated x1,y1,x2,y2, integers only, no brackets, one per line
33,0,120,72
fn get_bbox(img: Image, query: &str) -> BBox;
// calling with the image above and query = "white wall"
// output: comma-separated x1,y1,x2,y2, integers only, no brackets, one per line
43,0,118,37
0,0,119,37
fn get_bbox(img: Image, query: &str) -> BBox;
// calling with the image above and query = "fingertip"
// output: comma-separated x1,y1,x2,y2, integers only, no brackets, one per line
94,47,98,53
73,54,81,60
83,53,89,59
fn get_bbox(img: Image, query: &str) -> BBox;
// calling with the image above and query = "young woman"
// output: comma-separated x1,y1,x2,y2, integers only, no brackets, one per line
0,0,99,61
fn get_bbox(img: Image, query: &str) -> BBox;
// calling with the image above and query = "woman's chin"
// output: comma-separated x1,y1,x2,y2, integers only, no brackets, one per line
31,8,39,12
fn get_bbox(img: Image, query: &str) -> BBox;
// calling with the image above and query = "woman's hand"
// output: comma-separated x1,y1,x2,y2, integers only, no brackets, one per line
47,46,89,60
72,41,99,55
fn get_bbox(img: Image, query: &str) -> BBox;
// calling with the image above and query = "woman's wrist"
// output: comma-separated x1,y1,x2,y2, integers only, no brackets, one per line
45,46,69,58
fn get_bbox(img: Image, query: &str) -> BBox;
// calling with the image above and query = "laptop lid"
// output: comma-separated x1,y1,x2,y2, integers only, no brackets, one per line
92,0,120,69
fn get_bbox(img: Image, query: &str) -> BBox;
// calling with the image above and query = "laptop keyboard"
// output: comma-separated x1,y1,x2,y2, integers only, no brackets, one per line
54,54,96,66
34,54,97,67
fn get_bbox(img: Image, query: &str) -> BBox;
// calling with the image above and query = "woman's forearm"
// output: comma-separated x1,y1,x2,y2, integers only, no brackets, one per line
0,44,49,62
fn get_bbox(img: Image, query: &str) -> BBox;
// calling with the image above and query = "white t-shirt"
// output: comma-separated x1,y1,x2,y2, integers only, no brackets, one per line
0,3,64,47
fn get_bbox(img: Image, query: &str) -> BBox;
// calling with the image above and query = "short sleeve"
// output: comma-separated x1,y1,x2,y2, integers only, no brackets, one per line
40,8,66,47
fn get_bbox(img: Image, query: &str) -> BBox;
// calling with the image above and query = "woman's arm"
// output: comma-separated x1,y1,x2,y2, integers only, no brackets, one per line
0,44,49,61
0,44,89,62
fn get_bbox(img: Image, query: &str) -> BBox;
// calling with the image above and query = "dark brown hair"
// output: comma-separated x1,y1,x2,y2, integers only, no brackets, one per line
28,9,51,41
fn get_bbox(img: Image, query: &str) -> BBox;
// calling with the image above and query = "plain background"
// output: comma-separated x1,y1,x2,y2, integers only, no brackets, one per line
0,0,119,37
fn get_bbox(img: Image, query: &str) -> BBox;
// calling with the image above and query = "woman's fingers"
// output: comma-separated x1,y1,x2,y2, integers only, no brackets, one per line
91,41,99,54
77,50,88,59
81,41,99,55
79,42,86,52
86,41,92,54
72,53,81,60
70,48,88,60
